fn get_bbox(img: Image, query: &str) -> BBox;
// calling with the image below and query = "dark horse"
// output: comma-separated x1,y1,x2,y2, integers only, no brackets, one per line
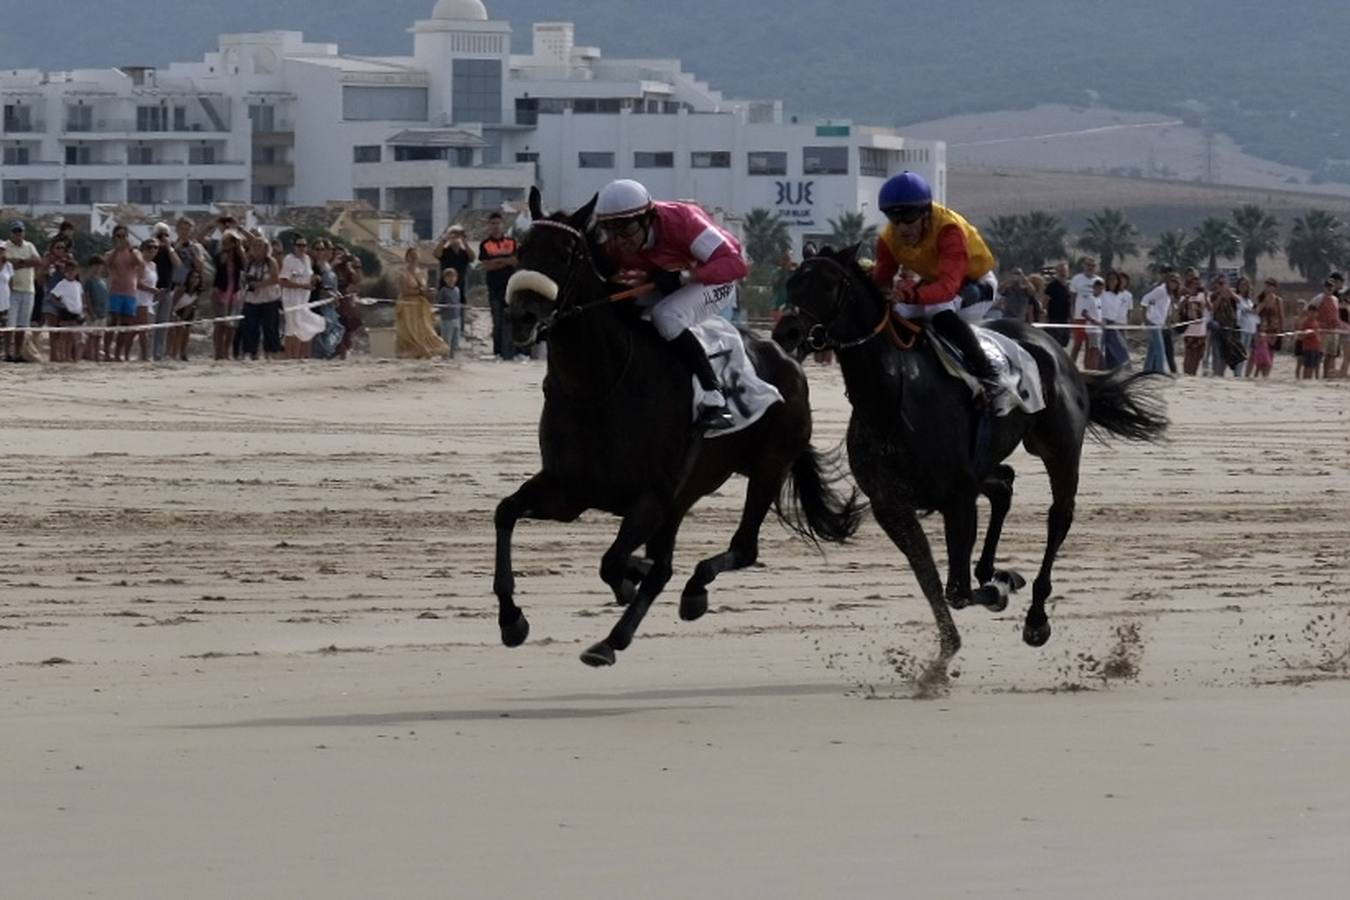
493,189,862,667
780,245,1167,673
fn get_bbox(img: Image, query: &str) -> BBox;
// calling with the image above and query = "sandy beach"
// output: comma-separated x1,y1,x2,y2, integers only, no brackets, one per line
2,356,1348,899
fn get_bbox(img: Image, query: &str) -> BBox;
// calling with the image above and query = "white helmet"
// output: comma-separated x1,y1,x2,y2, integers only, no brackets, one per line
595,179,653,223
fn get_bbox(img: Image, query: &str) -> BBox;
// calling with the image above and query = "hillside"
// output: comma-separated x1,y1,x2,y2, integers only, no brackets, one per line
0,0,1344,179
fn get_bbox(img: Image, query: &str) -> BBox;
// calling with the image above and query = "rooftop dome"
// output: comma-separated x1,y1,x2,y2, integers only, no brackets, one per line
431,0,488,20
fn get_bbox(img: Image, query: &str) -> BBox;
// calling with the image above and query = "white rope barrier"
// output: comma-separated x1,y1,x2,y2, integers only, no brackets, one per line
0,295,342,335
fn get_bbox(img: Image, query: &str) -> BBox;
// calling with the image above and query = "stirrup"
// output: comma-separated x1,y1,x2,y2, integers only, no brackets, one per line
695,396,736,431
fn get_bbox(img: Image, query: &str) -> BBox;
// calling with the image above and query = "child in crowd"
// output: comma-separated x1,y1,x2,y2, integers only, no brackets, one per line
437,267,463,359
1298,306,1323,380
168,268,203,362
48,260,86,363
83,255,109,361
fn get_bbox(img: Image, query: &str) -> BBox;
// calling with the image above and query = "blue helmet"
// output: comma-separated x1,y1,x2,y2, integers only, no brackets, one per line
878,171,932,211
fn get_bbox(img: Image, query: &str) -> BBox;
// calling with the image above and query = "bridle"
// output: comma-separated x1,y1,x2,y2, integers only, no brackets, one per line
788,256,915,352
526,220,653,330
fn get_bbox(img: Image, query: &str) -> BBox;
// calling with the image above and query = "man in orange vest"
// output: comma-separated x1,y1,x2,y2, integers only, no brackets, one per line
870,171,1003,401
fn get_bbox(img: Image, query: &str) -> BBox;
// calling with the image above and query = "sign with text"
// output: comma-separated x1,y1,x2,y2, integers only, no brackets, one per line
774,180,816,228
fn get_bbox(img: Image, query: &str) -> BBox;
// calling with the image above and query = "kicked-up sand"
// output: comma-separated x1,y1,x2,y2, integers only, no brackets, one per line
1,356,1348,898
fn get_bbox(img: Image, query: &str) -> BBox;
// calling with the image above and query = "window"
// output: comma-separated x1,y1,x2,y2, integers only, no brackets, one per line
128,145,154,165
190,181,216,205
353,145,382,164
515,152,540,165
3,105,33,132
803,146,848,175
578,151,614,169
65,182,93,204
129,182,155,205
514,98,539,126
254,145,281,165
860,147,889,178
342,86,429,122
393,146,447,162
2,182,31,205
173,106,188,131
66,145,92,165
387,186,433,239
2,145,30,165
249,105,276,133
635,151,674,169
574,98,622,114
252,184,281,204
451,59,502,124
136,106,168,132
748,151,787,176
692,151,731,169
66,105,92,132
189,145,218,165
354,188,381,209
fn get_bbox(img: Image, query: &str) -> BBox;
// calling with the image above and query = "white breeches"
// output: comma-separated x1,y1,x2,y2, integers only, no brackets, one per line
650,281,739,340
893,271,998,324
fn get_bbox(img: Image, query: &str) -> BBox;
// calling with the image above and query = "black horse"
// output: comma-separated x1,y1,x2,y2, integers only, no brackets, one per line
493,189,862,667
780,245,1167,673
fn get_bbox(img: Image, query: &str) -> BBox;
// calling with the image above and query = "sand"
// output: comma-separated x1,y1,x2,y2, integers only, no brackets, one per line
2,356,1348,899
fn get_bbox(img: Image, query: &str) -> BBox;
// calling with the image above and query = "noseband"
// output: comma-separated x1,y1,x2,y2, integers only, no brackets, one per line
519,220,652,330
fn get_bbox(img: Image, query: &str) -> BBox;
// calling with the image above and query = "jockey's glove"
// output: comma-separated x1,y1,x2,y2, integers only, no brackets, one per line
652,268,685,297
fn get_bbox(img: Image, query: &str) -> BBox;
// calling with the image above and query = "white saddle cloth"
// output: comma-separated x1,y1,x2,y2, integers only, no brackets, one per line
932,326,1047,416
689,317,784,437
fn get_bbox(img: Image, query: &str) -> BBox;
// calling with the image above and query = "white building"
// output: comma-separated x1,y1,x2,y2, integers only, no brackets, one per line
0,0,945,253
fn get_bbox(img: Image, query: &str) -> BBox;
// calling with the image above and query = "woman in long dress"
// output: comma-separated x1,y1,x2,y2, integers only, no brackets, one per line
395,247,449,359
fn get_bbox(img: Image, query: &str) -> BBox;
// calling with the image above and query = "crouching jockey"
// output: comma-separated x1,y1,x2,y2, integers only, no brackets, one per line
871,171,1004,403
595,178,745,431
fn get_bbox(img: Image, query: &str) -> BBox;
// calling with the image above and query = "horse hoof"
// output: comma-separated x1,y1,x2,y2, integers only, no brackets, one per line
996,570,1027,592
1023,621,1052,647
679,589,708,622
972,584,1009,613
579,643,616,667
500,613,530,648
947,593,971,611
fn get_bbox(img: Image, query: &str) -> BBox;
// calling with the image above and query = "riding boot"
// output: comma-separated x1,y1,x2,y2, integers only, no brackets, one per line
669,329,735,431
931,310,1005,404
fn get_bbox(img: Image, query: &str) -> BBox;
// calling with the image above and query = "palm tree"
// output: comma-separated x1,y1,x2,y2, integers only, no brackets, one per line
1285,210,1348,285
1230,205,1281,281
1018,210,1069,272
984,215,1024,272
1190,217,1240,275
1076,208,1139,272
742,208,792,270
1147,230,1198,275
826,211,878,258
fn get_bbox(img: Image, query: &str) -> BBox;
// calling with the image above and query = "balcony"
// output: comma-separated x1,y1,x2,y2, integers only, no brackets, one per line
2,118,47,134
251,163,295,186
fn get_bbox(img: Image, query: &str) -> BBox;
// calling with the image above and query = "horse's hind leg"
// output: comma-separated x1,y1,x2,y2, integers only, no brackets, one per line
582,513,683,667
1025,452,1079,647
579,494,672,666
941,493,979,611
971,465,1023,612
493,472,585,648
871,499,961,674
679,469,780,622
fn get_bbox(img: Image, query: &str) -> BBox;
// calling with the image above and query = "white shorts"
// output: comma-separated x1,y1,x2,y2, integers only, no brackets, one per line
893,271,997,324
7,291,35,328
649,281,739,340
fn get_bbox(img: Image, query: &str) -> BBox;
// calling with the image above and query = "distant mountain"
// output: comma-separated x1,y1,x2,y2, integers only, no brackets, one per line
2,0,1343,178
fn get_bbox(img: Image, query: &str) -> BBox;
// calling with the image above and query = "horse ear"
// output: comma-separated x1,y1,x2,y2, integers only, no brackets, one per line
838,243,862,265
570,193,599,231
528,186,544,220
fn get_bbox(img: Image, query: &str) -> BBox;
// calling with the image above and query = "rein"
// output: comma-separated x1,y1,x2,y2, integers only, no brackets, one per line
795,257,918,352
530,220,655,323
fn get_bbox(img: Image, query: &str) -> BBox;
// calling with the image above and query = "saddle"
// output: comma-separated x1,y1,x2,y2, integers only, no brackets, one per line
899,315,1046,416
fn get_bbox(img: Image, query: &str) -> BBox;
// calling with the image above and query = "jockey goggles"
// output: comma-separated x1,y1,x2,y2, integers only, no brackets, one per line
881,205,930,225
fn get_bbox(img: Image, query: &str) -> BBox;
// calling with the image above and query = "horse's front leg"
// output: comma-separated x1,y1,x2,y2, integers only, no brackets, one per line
580,493,675,667
941,493,979,611
493,472,584,647
971,465,1024,612
871,498,961,675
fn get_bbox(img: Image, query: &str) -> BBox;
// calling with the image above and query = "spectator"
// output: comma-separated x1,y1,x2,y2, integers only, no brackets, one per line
434,224,474,332
1297,304,1323,380
437,267,463,359
770,250,797,324
478,212,518,360
1315,276,1341,378
1337,289,1350,378
135,239,161,361
1069,257,1099,362
309,240,346,360
1249,279,1283,379
1208,274,1245,377
395,247,448,359
47,259,85,363
0,244,11,361
1100,271,1131,369
1140,271,1179,374
1180,274,1209,375
107,225,143,363
167,268,204,362
148,223,180,360
41,236,74,361
1080,275,1105,370
167,218,208,358
279,237,325,360
995,268,1037,322
83,254,110,362
1235,275,1259,371
1045,261,1073,346
1025,272,1047,322
239,237,282,360
212,230,248,360
4,222,39,363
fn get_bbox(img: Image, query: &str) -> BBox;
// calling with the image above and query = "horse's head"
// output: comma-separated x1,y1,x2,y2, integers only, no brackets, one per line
506,187,602,348
784,243,880,352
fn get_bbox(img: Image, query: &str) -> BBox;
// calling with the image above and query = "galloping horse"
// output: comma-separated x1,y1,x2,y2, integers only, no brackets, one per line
492,189,862,667
780,245,1168,673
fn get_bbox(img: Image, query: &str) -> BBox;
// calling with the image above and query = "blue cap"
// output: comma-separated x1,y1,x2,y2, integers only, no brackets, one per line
9,220,24,231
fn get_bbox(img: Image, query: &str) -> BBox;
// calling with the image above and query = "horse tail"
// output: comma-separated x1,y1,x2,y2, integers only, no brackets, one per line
1084,369,1170,443
775,445,865,546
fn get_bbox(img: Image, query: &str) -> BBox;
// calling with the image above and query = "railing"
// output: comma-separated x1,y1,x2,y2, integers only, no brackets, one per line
2,118,47,133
